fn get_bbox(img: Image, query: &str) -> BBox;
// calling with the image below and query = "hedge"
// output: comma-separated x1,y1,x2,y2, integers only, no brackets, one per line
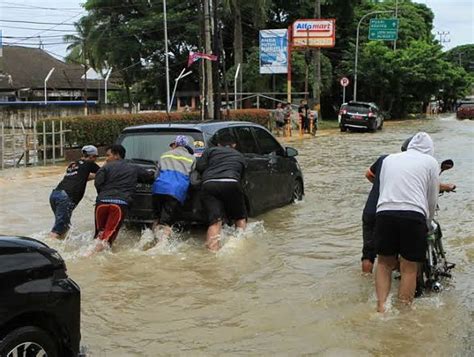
37,109,270,148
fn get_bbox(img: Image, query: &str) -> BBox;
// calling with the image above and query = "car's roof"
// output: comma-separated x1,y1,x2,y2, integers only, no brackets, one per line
0,235,49,249
122,120,262,133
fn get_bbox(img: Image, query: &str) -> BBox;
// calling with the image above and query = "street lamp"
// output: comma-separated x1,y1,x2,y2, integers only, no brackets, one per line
44,67,55,104
234,63,241,110
104,67,113,104
170,68,193,111
353,10,393,102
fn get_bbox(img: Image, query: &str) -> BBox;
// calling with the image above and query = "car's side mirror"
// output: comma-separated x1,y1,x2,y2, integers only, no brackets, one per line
440,159,454,173
286,147,298,157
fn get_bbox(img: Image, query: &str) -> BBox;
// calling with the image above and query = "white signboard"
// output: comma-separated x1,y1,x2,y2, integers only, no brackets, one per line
292,19,336,48
259,29,288,74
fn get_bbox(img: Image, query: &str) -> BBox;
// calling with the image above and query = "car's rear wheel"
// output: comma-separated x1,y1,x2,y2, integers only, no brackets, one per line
0,326,58,357
293,179,304,201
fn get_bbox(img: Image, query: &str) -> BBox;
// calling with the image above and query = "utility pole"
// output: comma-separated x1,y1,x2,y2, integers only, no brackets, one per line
313,0,321,113
437,31,450,48
393,0,399,50
163,0,171,113
203,0,214,119
83,40,88,115
220,23,230,119
212,0,221,120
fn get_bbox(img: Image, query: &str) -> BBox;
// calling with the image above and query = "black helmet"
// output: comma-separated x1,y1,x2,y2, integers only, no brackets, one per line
401,136,414,152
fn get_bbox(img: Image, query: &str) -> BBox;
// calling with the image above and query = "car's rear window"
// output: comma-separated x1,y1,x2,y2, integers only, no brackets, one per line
346,104,371,113
459,103,474,109
118,130,205,162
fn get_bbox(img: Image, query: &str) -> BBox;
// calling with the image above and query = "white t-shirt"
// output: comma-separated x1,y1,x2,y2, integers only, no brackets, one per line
377,132,439,226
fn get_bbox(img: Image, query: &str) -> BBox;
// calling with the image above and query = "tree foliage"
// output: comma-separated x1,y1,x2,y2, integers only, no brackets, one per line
71,0,473,117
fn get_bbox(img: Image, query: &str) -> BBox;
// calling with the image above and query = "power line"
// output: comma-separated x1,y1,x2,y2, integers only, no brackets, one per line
9,12,84,45
0,25,75,32
0,19,76,26
0,1,82,11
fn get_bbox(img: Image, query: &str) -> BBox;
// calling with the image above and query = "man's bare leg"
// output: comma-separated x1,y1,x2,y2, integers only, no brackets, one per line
362,259,374,274
206,220,222,252
375,255,397,312
399,257,418,305
49,232,61,239
235,218,247,230
50,229,68,240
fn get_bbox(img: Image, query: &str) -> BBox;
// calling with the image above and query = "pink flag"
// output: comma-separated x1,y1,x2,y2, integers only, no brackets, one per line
187,51,218,67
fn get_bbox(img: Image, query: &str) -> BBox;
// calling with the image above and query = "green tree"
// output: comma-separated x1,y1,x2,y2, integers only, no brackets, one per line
444,44,474,74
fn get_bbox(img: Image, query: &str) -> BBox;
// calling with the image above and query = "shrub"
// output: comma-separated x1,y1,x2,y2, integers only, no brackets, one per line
37,109,270,148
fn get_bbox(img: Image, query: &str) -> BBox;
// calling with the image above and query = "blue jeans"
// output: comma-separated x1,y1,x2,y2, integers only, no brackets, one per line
50,190,76,235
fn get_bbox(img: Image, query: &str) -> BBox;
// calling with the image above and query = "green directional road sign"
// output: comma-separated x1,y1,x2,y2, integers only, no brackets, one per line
368,18,399,41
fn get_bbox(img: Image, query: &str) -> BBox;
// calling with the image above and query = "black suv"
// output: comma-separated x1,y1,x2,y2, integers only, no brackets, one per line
0,236,81,357
117,121,304,224
338,101,383,132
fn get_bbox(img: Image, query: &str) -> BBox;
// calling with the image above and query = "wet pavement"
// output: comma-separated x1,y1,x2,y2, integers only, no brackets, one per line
0,115,473,356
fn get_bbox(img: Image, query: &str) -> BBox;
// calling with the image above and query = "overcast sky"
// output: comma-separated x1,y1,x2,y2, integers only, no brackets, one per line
1,0,472,60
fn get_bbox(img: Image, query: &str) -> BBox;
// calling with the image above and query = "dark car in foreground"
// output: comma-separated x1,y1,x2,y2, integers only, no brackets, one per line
338,101,383,132
117,121,304,224
0,236,81,357
456,102,474,119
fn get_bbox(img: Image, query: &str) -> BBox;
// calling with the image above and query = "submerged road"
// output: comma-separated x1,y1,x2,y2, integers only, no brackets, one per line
0,115,472,355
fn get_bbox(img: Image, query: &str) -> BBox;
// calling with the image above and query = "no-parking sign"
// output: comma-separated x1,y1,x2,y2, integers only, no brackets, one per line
340,77,350,87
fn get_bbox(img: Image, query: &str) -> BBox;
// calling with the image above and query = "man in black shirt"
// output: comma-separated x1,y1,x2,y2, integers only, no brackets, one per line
196,133,247,251
50,145,100,239
89,144,154,255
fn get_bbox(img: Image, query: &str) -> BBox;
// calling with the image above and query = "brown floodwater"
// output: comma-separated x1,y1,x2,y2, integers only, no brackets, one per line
0,115,473,356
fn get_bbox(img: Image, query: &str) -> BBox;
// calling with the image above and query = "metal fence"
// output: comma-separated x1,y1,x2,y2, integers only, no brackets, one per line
0,119,69,170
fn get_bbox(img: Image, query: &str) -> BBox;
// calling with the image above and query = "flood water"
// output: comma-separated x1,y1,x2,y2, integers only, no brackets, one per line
0,115,473,356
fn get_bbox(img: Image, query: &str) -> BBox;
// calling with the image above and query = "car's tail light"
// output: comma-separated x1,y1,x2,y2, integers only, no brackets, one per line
368,112,374,117
340,109,347,115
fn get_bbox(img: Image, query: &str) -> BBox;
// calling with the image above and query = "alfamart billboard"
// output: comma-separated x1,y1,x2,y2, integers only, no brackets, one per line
259,29,288,74
292,19,336,48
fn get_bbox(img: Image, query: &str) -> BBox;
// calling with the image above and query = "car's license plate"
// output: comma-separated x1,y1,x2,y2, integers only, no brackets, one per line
353,115,363,120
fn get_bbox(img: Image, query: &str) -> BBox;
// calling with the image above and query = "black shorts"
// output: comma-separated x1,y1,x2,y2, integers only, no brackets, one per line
276,121,285,128
374,210,428,262
201,181,247,225
152,194,181,226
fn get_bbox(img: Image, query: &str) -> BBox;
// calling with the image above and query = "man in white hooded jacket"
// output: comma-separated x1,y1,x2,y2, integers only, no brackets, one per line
374,132,439,312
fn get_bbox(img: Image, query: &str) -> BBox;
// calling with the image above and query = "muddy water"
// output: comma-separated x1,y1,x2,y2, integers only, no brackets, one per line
0,116,472,356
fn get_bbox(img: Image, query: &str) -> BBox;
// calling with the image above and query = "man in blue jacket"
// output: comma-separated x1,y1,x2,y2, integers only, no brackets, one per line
151,136,196,242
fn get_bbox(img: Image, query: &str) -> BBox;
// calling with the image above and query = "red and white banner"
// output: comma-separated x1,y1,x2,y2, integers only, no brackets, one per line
187,51,218,67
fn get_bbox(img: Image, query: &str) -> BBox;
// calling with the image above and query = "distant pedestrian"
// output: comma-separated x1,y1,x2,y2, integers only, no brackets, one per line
49,145,100,239
274,103,285,136
298,100,310,133
196,132,247,251
284,102,293,136
90,144,153,254
151,136,196,244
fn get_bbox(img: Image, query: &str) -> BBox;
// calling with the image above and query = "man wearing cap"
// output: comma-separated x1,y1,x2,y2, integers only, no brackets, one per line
149,135,196,244
49,145,100,239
